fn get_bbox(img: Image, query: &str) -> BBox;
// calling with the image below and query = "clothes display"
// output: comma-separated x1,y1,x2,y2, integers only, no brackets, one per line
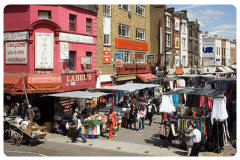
199,96,213,109
172,94,180,107
159,95,176,113
211,97,228,124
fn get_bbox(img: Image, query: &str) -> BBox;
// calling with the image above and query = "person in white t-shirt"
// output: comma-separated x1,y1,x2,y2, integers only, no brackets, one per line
188,123,202,156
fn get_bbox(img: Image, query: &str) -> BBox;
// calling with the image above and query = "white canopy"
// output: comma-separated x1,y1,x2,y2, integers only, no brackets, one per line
103,83,159,92
222,66,234,73
48,91,110,99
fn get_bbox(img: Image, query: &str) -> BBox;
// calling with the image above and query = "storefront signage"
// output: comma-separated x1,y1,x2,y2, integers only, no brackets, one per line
117,64,151,75
60,42,69,59
135,53,144,60
174,18,180,31
35,32,54,69
103,50,111,64
115,59,123,68
216,59,220,61
147,54,155,60
59,32,94,44
115,52,124,59
115,38,148,51
202,46,215,58
4,31,29,41
66,74,92,83
5,42,28,64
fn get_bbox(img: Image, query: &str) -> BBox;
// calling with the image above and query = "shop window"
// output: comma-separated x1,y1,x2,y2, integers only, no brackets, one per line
104,34,110,45
86,52,92,69
86,18,92,34
119,24,130,38
136,28,145,40
119,5,130,11
104,5,111,16
69,51,76,70
38,10,51,19
122,51,130,63
135,52,145,64
69,14,76,32
136,5,145,16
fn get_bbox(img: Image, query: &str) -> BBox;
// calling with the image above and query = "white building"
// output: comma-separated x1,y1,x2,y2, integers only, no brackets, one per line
215,39,222,66
180,19,188,67
202,37,216,67
226,41,231,66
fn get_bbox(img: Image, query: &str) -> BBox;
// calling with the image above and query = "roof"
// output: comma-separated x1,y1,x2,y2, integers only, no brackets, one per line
222,66,234,73
103,83,159,92
48,91,110,99
71,5,98,13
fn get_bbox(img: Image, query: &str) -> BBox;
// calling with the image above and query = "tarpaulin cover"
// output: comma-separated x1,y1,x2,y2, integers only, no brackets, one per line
48,91,110,99
4,73,27,94
136,73,158,82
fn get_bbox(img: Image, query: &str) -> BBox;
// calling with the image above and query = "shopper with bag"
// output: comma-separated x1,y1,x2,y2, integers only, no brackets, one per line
107,108,117,139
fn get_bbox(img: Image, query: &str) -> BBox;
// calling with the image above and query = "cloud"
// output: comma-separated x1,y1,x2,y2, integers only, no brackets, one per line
208,30,236,40
211,24,236,30
175,5,203,11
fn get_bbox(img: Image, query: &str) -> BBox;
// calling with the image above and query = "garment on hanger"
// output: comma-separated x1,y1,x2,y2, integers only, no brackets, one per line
159,95,176,113
172,94,180,107
199,96,213,109
211,97,228,124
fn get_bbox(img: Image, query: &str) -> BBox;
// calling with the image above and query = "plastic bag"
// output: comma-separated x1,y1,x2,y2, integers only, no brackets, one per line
66,122,69,130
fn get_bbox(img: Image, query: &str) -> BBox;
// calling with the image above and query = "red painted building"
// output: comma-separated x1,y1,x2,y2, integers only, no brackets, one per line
4,5,98,94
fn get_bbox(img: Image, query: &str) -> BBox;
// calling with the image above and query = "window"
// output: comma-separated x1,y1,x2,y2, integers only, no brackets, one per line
69,51,76,70
104,34,110,45
86,18,92,34
38,10,51,19
86,52,92,69
69,14,76,32
183,23,186,33
122,51,130,63
135,52,145,63
182,37,186,50
136,28,145,40
104,5,111,16
182,56,186,66
136,5,145,16
166,16,171,28
166,33,171,47
119,5,130,11
119,24,130,37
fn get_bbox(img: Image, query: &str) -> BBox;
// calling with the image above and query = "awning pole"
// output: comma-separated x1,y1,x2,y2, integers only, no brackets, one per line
21,75,30,107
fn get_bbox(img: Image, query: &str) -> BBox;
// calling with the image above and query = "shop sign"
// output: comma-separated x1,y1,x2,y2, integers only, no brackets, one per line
5,41,28,64
103,50,111,64
65,74,92,83
117,64,151,75
115,38,148,51
135,53,144,60
216,59,220,61
115,59,123,68
147,54,155,60
115,52,124,59
202,46,215,58
59,32,94,44
81,56,92,64
4,31,29,41
35,32,54,69
60,42,69,59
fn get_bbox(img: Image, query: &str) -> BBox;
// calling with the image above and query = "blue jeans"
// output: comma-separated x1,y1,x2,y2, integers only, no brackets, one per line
78,127,86,141
139,118,145,130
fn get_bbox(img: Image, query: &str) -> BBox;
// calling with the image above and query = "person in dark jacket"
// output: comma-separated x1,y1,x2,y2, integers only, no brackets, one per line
147,99,156,125
129,106,138,130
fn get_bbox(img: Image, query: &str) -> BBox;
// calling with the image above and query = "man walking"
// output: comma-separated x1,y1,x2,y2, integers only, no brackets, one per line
189,123,201,156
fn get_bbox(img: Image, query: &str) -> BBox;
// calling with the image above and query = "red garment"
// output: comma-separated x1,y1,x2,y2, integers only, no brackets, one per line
199,96,212,109
107,111,117,139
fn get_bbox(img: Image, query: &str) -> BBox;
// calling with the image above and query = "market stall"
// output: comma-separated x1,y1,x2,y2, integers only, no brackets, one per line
158,87,228,153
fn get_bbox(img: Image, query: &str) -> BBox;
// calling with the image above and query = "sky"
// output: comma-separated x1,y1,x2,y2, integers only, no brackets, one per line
168,5,236,40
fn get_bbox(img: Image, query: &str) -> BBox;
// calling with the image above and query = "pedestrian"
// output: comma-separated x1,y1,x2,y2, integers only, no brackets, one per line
138,105,146,131
185,120,193,156
129,106,138,130
147,99,156,125
188,123,202,156
124,105,131,129
71,113,87,143
107,108,117,139
26,105,35,122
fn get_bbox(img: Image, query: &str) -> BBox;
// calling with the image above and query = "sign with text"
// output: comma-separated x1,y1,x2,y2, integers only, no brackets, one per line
103,50,111,64
147,54,155,60
135,53,144,60
59,32,94,44
115,38,148,51
117,64,151,75
115,59,123,68
35,32,54,69
5,42,28,64
202,45,215,58
115,52,124,60
4,31,29,41
60,42,69,59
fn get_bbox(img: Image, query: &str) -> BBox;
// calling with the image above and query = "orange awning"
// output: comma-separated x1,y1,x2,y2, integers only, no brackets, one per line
27,73,62,93
175,67,183,75
4,73,28,94
136,73,158,82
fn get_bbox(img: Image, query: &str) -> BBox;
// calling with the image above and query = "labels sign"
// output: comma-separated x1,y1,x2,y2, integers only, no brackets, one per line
5,42,28,64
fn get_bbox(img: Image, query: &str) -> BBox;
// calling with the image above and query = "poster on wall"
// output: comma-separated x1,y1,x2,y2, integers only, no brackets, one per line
60,42,69,60
5,41,28,64
35,32,54,69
